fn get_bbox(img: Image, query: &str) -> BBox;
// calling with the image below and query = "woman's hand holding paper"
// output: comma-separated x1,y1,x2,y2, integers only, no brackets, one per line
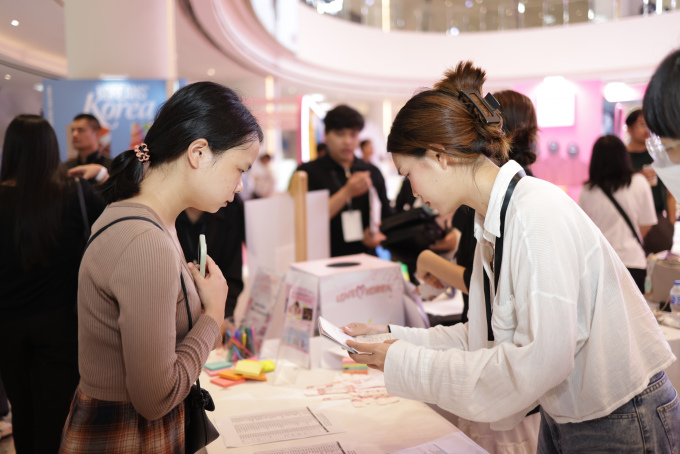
342,322,388,336
346,339,398,372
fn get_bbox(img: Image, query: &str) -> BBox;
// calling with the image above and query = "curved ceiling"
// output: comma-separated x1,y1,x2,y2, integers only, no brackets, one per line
187,0,680,97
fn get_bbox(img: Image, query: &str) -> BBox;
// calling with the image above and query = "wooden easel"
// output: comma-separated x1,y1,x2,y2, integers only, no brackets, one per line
288,170,308,262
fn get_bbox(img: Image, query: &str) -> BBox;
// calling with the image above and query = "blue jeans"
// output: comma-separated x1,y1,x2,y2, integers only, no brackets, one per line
538,371,680,453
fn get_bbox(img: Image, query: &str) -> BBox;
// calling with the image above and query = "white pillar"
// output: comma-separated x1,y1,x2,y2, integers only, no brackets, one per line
65,0,177,83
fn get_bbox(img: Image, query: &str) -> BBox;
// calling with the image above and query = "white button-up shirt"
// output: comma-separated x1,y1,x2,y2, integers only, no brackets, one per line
385,160,675,429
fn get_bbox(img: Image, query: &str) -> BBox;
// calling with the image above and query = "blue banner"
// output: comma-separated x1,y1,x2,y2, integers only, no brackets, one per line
43,79,169,162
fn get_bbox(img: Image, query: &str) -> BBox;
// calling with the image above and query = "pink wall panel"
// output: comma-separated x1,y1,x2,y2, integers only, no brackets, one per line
512,79,604,201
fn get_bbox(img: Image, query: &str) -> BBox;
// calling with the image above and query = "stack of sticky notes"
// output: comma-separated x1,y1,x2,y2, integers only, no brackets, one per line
208,359,277,387
234,359,263,377
342,357,368,374
203,361,232,377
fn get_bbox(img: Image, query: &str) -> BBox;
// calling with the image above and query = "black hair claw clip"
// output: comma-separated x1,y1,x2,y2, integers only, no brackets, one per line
459,89,502,124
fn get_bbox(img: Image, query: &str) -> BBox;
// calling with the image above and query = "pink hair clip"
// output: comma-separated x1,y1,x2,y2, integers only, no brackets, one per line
134,143,150,163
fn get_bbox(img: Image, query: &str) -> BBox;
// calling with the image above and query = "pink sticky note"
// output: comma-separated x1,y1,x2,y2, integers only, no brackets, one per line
210,377,245,388
205,368,231,377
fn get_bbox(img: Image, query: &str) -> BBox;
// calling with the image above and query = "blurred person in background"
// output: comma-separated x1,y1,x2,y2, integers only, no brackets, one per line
0,378,11,441
626,108,675,254
0,115,105,453
296,105,392,257
249,153,276,198
360,139,374,163
579,135,657,293
176,196,246,323
493,90,537,176
643,48,680,201
66,114,111,186
315,142,327,159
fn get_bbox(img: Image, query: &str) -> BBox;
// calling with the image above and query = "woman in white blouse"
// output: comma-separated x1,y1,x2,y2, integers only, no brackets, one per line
579,135,657,293
344,62,679,453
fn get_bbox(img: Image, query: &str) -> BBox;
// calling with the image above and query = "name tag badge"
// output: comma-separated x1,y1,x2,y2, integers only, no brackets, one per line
341,210,364,243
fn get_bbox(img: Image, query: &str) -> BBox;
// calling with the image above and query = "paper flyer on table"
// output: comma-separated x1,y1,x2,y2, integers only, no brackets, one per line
254,441,359,453
393,431,488,453
216,406,345,448
278,270,319,368
241,268,284,355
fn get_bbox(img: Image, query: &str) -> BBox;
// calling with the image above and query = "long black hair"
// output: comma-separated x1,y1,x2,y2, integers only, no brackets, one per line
1,114,71,270
643,49,680,140
585,135,634,193
101,82,263,204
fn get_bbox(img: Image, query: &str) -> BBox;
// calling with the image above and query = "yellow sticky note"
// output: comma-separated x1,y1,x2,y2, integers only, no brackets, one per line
259,359,276,373
234,360,263,377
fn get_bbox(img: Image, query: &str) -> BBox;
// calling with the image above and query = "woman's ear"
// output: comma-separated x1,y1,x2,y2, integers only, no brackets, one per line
186,138,210,169
429,146,450,171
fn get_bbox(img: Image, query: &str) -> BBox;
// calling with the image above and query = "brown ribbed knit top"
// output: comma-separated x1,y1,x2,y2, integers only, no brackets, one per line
77,202,221,421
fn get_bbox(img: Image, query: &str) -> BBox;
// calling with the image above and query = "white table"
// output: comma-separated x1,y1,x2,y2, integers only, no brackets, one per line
661,324,680,391
202,342,486,453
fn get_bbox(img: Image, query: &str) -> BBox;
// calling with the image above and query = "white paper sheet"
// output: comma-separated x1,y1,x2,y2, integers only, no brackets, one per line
318,316,394,354
255,441,359,454
318,316,359,353
393,432,489,454
217,406,345,448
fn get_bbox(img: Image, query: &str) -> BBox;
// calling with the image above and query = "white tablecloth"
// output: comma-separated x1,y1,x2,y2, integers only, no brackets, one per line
203,340,487,454
661,324,680,391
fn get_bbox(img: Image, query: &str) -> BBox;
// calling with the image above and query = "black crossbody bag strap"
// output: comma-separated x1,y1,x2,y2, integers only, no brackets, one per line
600,186,643,247
180,273,203,390
483,171,525,342
82,216,164,256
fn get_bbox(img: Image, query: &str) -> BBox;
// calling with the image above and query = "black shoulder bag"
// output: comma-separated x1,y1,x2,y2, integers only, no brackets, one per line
599,186,643,247
83,216,219,452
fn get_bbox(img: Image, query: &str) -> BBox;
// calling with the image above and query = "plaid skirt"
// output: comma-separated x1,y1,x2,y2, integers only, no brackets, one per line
59,389,185,454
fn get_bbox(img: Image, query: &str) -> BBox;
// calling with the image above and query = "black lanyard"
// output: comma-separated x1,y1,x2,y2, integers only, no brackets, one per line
483,170,525,342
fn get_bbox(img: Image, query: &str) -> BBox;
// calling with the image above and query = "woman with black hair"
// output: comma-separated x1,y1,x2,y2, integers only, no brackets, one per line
493,90,538,176
59,82,262,453
644,48,680,201
0,115,105,453
579,135,657,293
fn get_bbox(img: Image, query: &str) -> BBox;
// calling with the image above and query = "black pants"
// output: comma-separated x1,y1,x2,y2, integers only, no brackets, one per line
0,308,80,453
627,267,646,295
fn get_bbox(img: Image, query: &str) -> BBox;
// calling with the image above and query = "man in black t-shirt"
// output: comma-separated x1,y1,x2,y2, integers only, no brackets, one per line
65,114,112,185
296,105,392,257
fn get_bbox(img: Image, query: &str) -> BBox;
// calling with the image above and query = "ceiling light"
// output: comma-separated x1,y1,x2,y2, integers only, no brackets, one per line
34,83,44,92
207,68,216,76
11,20,19,26
4,74,11,80
518,2,526,13
603,82,638,103
465,0,473,7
